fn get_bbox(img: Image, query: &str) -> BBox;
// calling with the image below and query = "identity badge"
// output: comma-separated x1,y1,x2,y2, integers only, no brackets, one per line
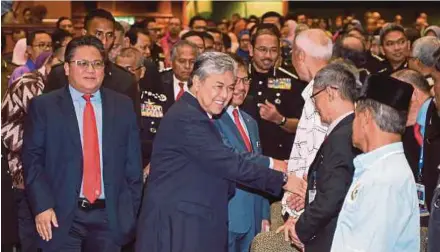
308,189,316,204
416,183,426,206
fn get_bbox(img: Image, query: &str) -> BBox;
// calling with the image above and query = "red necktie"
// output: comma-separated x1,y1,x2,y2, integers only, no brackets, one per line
232,109,253,152
176,82,185,101
82,94,101,203
413,123,423,147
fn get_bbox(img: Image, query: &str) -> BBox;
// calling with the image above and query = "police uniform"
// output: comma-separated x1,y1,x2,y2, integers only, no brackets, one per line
151,43,166,72
244,64,306,160
139,68,176,166
362,53,388,74
378,59,408,76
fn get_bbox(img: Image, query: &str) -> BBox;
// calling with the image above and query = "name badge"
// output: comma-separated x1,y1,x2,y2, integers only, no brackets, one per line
267,78,291,90
417,183,430,217
141,102,163,118
308,189,316,204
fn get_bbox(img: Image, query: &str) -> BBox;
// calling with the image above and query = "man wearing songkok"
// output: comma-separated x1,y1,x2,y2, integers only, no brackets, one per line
331,74,420,251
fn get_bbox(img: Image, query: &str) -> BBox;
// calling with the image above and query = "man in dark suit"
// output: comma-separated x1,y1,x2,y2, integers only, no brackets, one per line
135,52,306,252
213,55,286,252
281,62,360,252
43,9,140,121
135,40,199,168
22,36,143,252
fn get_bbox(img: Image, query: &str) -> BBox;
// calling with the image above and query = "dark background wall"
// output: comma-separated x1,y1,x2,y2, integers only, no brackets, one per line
287,1,440,27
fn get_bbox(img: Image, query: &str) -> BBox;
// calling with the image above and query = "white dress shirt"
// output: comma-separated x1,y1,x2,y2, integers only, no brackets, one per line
173,74,188,100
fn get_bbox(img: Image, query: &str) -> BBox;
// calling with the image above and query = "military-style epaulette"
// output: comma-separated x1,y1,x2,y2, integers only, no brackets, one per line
277,67,298,79
371,53,384,62
159,67,172,73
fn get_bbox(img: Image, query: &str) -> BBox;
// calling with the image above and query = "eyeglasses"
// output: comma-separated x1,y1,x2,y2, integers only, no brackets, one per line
236,77,251,85
32,43,52,50
69,60,105,70
310,86,339,102
124,65,143,73
255,47,278,55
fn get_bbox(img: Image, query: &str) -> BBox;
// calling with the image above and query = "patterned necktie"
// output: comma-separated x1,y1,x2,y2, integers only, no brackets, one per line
176,82,185,101
82,94,101,203
413,123,423,147
232,109,252,152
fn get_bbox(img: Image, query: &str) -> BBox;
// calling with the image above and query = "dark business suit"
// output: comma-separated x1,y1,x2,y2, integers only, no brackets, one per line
22,86,143,251
296,114,359,252
135,92,284,252
214,108,270,252
43,61,141,123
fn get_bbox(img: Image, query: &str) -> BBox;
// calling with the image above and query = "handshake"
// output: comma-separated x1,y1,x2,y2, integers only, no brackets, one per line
272,159,308,205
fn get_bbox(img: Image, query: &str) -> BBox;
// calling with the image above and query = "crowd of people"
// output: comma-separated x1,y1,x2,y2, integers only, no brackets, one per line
1,6,440,252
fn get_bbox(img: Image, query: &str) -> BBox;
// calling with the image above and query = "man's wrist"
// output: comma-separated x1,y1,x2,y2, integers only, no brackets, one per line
277,116,287,126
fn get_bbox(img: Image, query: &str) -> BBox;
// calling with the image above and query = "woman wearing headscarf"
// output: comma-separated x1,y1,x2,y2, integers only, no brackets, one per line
11,38,27,66
424,25,440,39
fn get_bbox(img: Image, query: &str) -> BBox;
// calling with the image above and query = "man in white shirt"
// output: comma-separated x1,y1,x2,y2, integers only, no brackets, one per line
331,74,420,252
281,29,333,217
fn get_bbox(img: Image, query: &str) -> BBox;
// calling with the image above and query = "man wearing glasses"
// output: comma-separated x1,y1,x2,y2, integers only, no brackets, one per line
246,23,306,162
22,36,142,252
279,62,360,251
213,55,288,252
8,30,52,85
44,9,140,123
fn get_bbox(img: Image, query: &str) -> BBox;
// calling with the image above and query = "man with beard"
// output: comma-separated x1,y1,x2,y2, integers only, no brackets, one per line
245,23,306,161
378,24,410,75
43,9,139,122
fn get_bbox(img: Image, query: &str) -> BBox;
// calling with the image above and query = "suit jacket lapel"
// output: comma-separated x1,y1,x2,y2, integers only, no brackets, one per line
101,88,114,168
242,112,257,152
58,86,82,151
163,71,175,104
219,112,248,151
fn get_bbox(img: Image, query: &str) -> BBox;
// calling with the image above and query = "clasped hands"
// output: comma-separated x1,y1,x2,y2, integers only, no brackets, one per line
276,174,308,250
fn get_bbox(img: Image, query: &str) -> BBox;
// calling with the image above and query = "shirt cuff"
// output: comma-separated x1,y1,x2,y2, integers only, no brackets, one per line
269,157,274,169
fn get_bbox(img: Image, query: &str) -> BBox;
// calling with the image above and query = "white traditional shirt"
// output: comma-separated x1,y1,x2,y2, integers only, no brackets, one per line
331,142,420,252
282,79,328,216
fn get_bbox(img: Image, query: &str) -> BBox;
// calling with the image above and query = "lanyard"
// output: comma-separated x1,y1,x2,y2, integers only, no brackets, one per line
417,144,424,182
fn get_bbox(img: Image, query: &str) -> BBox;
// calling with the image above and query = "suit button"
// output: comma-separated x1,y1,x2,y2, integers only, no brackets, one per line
151,121,155,125
259,81,263,85
278,144,283,148
276,93,280,97
258,91,262,96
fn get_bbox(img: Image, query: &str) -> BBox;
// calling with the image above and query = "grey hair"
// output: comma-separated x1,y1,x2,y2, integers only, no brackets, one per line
189,52,237,88
313,61,358,102
294,29,333,60
392,69,431,94
411,36,440,67
171,40,199,62
356,99,407,134
116,47,144,67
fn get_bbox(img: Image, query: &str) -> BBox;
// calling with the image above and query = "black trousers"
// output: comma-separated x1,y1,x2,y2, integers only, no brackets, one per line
55,207,120,252
428,187,440,252
14,189,39,252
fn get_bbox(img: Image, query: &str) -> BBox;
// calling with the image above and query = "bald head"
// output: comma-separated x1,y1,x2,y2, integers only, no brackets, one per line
372,12,381,20
292,29,333,81
294,29,333,60
342,36,365,52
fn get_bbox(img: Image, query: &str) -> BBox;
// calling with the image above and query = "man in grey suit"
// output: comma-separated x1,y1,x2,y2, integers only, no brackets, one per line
213,55,286,252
